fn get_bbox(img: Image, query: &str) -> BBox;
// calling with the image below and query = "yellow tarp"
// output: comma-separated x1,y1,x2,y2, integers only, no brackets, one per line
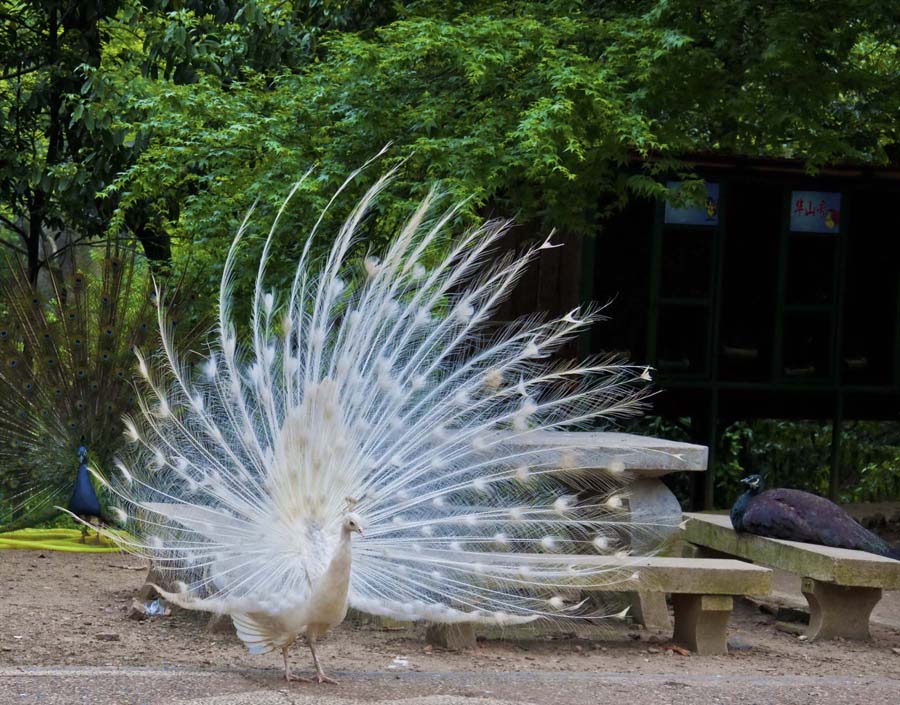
0,528,121,553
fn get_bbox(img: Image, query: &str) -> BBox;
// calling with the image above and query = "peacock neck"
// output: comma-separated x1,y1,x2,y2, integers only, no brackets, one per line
72,463,95,498
314,529,353,602
731,487,762,531
328,529,353,573
730,490,753,531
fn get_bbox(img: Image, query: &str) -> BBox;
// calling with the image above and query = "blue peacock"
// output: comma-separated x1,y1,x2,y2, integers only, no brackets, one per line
0,239,200,533
67,445,115,543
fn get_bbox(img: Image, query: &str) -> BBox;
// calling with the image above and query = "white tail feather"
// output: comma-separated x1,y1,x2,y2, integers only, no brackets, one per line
107,167,656,627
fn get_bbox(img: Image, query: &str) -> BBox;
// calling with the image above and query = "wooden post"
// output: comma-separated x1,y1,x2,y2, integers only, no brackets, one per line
704,390,719,510
829,395,843,502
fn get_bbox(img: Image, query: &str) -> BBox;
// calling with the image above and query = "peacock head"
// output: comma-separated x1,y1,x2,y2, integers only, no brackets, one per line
342,512,364,537
740,474,765,493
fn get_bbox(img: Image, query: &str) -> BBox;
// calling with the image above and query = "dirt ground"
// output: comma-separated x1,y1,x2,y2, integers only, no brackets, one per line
1,550,899,704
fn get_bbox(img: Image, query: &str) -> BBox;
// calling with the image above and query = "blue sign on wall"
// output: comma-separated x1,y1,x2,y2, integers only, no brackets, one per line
790,191,841,234
664,182,720,226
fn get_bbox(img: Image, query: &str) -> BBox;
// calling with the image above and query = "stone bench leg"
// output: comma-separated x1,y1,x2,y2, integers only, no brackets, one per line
801,578,882,641
425,623,476,650
207,613,234,634
630,591,671,632
672,594,732,655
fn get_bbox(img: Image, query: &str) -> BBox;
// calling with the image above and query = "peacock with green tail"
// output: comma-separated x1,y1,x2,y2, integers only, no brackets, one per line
0,238,202,533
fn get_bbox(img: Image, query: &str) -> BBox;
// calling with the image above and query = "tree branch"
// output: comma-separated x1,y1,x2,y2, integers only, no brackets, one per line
42,234,91,264
0,213,27,237
0,236,27,257
0,62,50,81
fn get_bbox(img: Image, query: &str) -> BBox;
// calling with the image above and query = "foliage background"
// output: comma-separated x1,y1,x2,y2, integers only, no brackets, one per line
1,0,899,509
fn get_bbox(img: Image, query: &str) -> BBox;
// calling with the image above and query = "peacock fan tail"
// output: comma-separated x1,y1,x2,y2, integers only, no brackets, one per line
0,238,203,531
100,166,663,629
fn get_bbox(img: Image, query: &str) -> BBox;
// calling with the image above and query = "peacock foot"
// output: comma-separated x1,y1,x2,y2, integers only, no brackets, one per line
316,673,338,685
285,673,312,683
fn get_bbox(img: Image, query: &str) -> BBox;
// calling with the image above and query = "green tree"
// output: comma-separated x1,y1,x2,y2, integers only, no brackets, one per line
0,0,128,281
98,2,900,278
0,0,396,282
5,1,900,291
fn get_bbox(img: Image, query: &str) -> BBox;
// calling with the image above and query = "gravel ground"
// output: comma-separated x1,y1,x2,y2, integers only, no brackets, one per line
1,550,899,704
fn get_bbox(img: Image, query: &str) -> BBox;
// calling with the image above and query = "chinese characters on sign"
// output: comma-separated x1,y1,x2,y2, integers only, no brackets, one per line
664,181,720,226
789,191,841,234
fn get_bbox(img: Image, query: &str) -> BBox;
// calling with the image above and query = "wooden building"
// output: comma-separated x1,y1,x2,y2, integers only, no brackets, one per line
500,157,900,509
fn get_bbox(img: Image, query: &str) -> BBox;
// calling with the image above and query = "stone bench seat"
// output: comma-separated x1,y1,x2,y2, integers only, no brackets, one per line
423,554,771,655
682,512,900,641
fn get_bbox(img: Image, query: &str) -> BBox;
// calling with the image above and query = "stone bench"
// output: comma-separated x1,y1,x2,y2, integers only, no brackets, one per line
682,512,900,641
425,554,771,655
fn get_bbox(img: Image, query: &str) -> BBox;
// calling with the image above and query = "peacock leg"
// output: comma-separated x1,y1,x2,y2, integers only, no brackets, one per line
307,636,337,685
79,523,88,544
282,645,311,683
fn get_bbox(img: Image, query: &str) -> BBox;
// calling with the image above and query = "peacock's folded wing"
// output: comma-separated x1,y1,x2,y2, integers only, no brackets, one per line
741,492,823,544
746,489,897,556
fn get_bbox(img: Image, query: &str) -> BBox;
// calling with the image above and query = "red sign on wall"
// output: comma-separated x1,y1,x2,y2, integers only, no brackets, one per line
790,191,841,234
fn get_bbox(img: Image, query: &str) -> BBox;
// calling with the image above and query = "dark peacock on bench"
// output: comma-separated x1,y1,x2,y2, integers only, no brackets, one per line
731,474,900,560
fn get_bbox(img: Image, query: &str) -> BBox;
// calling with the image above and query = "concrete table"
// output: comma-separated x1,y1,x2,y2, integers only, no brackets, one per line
456,430,707,633
498,430,707,630
493,430,708,538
